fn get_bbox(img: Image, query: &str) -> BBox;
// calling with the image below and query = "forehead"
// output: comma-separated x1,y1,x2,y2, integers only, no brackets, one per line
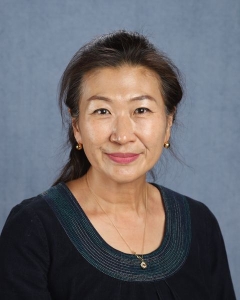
80,65,162,98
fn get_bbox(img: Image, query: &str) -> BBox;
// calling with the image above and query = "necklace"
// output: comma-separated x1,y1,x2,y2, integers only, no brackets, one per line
86,173,148,269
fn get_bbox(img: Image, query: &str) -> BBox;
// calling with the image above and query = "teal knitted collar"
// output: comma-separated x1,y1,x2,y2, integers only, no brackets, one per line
42,182,191,282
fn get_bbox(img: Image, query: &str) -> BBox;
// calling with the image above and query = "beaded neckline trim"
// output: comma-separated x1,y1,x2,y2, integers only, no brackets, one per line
42,183,191,282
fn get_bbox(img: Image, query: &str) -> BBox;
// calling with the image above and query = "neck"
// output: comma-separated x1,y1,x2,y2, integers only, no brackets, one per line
85,168,148,214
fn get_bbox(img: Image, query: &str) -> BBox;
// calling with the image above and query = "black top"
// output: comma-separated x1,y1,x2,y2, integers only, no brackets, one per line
0,183,236,299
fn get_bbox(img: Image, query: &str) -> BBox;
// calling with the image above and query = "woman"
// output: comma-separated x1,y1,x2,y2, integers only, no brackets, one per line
0,31,236,299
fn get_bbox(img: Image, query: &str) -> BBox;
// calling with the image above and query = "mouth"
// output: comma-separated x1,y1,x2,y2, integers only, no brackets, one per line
106,153,140,164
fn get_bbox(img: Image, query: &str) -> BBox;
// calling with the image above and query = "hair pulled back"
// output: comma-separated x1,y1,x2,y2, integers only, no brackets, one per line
54,30,183,185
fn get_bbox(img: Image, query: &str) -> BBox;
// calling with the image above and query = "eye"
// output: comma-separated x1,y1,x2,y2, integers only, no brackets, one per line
134,107,151,114
93,108,110,115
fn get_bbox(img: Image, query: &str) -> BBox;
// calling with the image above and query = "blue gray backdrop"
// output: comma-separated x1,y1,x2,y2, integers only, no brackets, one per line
0,0,239,297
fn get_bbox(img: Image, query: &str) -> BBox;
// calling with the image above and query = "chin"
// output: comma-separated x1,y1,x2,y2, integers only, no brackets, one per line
105,170,146,184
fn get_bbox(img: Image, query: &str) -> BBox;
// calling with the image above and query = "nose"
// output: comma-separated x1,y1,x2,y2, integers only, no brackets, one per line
110,114,136,144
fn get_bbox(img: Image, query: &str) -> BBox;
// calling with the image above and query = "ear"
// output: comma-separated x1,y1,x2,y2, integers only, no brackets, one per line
72,118,83,144
164,113,174,142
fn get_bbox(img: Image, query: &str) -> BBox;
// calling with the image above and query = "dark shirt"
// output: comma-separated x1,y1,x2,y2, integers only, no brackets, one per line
0,183,236,299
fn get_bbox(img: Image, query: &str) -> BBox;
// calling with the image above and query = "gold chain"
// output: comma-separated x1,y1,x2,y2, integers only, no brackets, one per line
86,173,148,269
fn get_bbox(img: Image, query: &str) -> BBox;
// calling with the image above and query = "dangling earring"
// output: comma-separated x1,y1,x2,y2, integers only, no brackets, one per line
164,142,170,149
76,143,82,150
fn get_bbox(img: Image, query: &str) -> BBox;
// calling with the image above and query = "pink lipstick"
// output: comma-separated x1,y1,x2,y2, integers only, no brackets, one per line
106,153,140,164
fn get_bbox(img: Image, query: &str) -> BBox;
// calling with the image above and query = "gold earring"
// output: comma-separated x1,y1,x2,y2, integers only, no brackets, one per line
164,142,170,149
76,143,82,150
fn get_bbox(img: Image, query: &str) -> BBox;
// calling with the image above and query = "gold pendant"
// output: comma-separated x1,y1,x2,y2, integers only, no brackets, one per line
136,254,147,269
140,261,147,269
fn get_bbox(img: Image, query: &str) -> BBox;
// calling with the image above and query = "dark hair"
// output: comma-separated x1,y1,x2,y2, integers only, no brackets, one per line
54,30,183,185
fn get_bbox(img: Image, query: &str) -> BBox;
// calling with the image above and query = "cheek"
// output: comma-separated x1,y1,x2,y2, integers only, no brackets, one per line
80,119,111,146
138,117,167,145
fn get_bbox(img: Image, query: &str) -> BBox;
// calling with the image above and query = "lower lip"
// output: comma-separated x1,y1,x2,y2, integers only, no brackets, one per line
106,154,140,164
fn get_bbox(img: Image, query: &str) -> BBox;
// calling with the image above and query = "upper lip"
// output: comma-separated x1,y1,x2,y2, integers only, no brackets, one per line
106,153,139,158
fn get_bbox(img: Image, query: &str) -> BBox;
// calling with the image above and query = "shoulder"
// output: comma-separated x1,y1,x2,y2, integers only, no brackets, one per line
0,200,48,261
0,185,66,243
0,185,68,275
159,184,217,215
2,196,50,233
0,187,65,297
1,196,47,236
153,183,220,233
155,184,229,261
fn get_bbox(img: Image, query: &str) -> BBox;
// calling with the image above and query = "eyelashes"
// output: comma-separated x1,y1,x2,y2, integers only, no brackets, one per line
93,108,110,115
93,107,152,115
134,107,151,114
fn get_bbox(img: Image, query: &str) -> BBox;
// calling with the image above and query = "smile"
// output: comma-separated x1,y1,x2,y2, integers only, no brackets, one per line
106,153,140,164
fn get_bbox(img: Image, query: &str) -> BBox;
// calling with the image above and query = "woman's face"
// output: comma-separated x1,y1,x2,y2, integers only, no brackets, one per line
73,65,173,183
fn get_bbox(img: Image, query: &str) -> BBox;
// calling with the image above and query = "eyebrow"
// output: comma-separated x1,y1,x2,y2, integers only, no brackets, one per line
86,95,157,102
87,96,111,102
130,95,156,102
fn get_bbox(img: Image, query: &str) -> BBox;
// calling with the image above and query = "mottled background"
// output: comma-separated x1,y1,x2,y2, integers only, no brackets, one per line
0,0,239,297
